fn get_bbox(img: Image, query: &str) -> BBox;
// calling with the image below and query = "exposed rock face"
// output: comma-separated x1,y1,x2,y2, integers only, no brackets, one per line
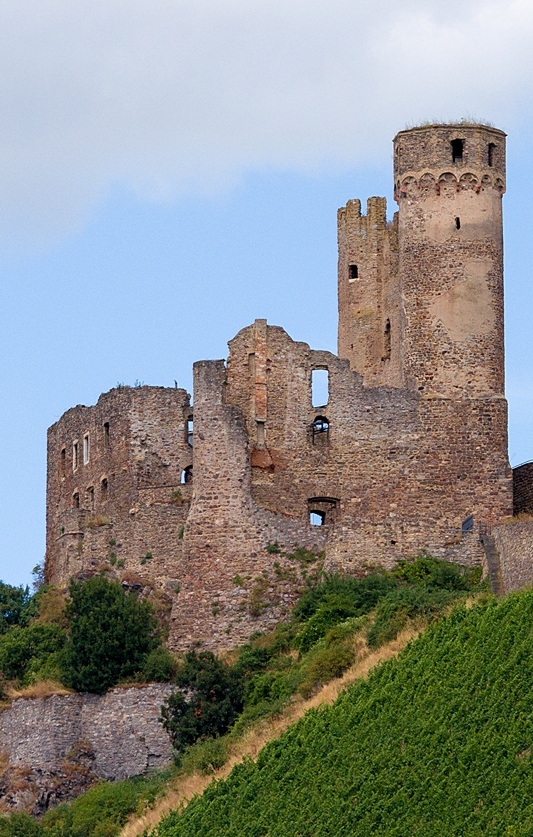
0,684,174,815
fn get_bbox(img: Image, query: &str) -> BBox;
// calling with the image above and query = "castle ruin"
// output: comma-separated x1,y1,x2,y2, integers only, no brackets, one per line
45,124,516,651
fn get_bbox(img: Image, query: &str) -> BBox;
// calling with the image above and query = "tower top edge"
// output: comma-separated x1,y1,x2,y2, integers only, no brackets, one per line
394,124,506,141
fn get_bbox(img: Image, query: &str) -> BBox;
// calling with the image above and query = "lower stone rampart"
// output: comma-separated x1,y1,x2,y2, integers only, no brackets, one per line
492,519,533,593
0,684,174,815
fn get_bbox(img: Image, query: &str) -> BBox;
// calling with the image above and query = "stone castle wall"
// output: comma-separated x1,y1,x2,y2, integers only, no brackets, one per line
44,123,515,653
0,684,173,814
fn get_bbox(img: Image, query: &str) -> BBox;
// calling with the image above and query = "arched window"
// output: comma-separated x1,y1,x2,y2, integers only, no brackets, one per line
73,492,80,509
312,416,329,445
101,477,108,499
181,466,193,485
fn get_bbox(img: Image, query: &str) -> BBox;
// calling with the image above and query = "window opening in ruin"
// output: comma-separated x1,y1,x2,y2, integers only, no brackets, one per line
248,353,256,377
451,139,464,163
462,514,474,535
383,319,391,361
87,486,94,510
60,448,66,474
187,417,194,447
73,492,80,509
103,422,110,448
309,511,325,526
455,217,461,230
101,477,108,499
348,264,359,281
181,466,193,484
308,496,339,525
312,416,329,444
488,143,495,167
312,369,329,408
73,441,79,472
256,421,265,447
83,434,90,465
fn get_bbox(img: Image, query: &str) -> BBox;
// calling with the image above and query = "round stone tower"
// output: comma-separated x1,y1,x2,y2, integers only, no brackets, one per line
393,123,506,398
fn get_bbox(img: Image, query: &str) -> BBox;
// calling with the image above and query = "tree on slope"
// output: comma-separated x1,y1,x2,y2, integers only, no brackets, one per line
60,576,160,694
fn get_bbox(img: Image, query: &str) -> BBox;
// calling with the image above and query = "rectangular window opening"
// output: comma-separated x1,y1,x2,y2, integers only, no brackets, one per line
87,486,94,510
348,264,359,282
312,369,329,408
103,422,110,448
455,217,461,230
451,138,464,163
256,420,265,447
83,434,90,465
488,143,495,167
73,441,79,472
187,417,194,447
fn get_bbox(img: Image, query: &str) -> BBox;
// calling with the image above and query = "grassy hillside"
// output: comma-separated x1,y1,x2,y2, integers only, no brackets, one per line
152,590,533,837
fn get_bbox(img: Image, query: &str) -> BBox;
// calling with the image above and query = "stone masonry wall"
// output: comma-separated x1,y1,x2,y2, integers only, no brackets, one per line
0,684,173,814
513,463,533,515
492,520,533,593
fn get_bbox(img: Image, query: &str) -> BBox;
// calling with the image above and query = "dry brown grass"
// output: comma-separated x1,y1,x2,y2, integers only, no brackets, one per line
6,680,73,701
500,513,533,526
120,628,419,837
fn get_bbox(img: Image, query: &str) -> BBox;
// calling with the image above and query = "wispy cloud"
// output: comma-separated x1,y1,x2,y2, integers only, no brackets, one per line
1,0,533,238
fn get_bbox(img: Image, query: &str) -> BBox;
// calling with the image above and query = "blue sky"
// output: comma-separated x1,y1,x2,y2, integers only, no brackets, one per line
1,0,533,587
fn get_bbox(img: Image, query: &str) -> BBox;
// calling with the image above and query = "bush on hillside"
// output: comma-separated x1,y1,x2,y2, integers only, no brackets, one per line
0,622,66,683
60,576,160,694
160,651,244,754
0,582,37,634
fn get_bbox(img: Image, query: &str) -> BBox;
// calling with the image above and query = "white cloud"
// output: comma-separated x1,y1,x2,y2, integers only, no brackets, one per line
1,0,533,238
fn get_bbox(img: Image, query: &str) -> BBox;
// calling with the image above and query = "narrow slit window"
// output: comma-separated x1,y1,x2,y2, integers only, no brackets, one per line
83,433,90,465
256,421,265,447
312,369,329,408
383,319,391,361
488,143,495,167
451,139,464,163
101,477,108,499
73,492,80,509
187,417,194,447
73,441,79,472
455,217,461,230
103,422,110,448
348,264,359,281
60,448,66,474
87,486,94,510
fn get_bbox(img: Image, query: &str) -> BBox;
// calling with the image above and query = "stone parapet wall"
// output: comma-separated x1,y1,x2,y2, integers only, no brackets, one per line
0,684,174,814
492,520,533,593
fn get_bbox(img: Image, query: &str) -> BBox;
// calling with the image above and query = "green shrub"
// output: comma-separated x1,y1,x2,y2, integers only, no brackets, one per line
142,646,177,682
161,652,244,753
293,572,397,622
392,554,475,591
367,585,453,649
298,640,355,698
60,576,160,694
180,737,230,775
0,622,66,683
0,582,37,634
0,812,43,837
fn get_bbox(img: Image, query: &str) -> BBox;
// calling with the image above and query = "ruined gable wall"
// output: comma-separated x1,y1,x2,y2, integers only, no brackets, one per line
204,322,510,584
337,198,401,387
46,386,192,598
